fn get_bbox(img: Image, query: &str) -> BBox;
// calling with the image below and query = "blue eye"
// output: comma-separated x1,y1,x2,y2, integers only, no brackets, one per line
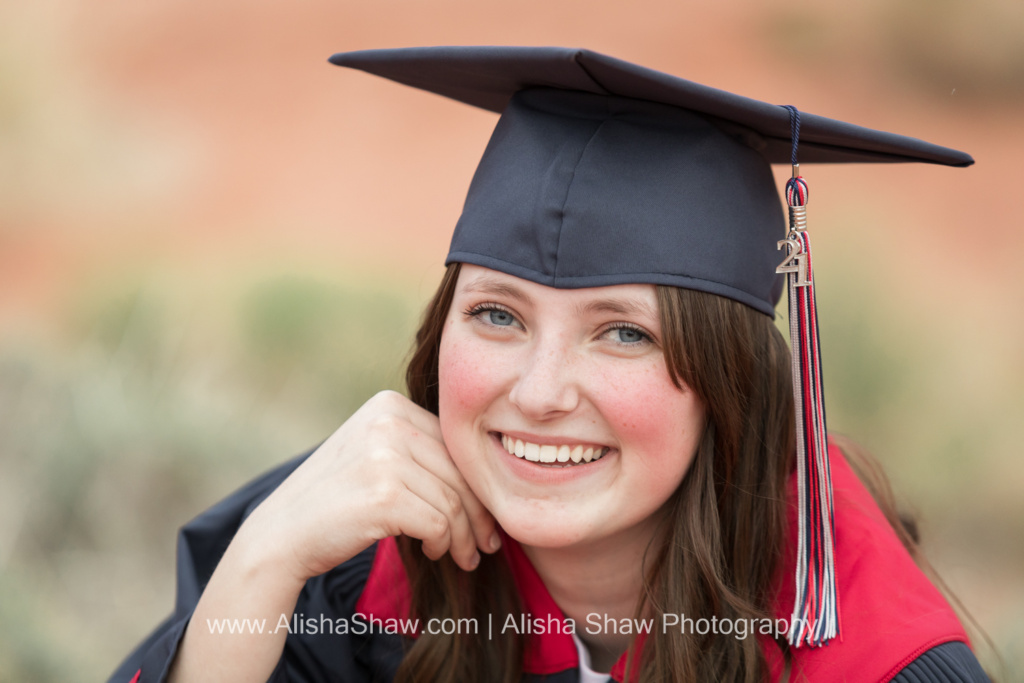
464,303,521,330
488,309,515,326
603,324,652,346
615,327,645,343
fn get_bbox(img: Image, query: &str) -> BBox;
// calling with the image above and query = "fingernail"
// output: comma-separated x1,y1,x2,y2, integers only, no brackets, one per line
489,532,502,552
469,552,481,570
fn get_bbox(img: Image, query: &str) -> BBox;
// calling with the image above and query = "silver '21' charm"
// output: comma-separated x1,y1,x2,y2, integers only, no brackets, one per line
776,238,811,286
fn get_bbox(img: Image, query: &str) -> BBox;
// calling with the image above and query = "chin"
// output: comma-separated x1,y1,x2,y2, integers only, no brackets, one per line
494,506,594,549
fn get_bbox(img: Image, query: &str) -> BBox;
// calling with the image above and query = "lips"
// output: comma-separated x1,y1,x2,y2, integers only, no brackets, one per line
499,433,610,466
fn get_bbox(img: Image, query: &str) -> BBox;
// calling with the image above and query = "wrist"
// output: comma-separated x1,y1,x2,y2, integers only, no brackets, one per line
227,511,312,592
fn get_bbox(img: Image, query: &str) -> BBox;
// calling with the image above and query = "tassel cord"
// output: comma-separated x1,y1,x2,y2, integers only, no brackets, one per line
781,104,840,647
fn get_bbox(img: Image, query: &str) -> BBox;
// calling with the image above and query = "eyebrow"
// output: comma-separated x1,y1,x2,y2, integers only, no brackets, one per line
575,298,658,321
462,274,658,321
462,274,531,303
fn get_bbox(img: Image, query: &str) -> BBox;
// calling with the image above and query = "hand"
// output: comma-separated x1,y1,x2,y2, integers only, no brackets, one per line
241,390,500,581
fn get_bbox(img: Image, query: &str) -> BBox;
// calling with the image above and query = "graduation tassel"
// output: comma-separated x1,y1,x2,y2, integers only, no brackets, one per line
777,105,840,648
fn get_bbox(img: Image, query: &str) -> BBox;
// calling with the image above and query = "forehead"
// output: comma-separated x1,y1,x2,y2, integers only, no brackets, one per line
454,264,659,320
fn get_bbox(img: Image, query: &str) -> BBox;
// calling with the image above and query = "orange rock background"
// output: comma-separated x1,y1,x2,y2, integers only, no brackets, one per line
1,0,1021,679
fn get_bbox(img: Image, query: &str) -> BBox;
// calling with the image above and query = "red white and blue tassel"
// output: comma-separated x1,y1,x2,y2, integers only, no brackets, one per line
777,105,840,648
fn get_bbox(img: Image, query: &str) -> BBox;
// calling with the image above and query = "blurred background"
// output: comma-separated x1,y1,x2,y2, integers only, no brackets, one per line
1,0,1021,679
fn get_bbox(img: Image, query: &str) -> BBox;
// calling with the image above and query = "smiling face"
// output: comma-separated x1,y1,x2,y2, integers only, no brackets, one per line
437,264,705,551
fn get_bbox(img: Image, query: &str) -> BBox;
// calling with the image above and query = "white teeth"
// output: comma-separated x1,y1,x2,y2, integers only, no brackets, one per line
500,434,608,467
524,442,540,462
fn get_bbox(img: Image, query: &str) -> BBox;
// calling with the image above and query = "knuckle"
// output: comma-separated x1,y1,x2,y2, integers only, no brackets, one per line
442,487,463,516
368,412,403,434
373,390,404,408
366,446,399,466
427,511,450,538
369,479,402,508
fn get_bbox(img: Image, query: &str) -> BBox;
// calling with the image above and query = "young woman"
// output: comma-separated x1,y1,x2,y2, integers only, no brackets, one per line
110,47,988,683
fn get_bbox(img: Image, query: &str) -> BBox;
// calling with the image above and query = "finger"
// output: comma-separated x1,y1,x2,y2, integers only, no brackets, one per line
366,405,498,553
401,430,500,554
396,461,481,570
391,487,481,571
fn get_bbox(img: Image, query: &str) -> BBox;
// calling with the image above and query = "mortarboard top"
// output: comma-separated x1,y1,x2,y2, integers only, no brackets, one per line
329,46,973,317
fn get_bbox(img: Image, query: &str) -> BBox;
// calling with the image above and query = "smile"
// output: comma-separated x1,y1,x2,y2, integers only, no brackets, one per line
499,433,610,467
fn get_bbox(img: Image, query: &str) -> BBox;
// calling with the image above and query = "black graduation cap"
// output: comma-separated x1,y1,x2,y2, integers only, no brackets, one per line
329,46,973,317
328,46,973,648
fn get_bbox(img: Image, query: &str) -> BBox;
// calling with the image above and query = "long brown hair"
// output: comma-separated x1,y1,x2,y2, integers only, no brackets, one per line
396,262,796,682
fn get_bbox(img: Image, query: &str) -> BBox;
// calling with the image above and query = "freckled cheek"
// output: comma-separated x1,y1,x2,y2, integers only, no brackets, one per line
591,364,703,464
437,332,512,431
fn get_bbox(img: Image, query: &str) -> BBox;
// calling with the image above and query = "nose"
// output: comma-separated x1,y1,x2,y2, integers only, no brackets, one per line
508,335,581,420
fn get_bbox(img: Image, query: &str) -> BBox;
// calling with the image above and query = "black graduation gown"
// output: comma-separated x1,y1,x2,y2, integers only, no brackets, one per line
108,452,989,683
